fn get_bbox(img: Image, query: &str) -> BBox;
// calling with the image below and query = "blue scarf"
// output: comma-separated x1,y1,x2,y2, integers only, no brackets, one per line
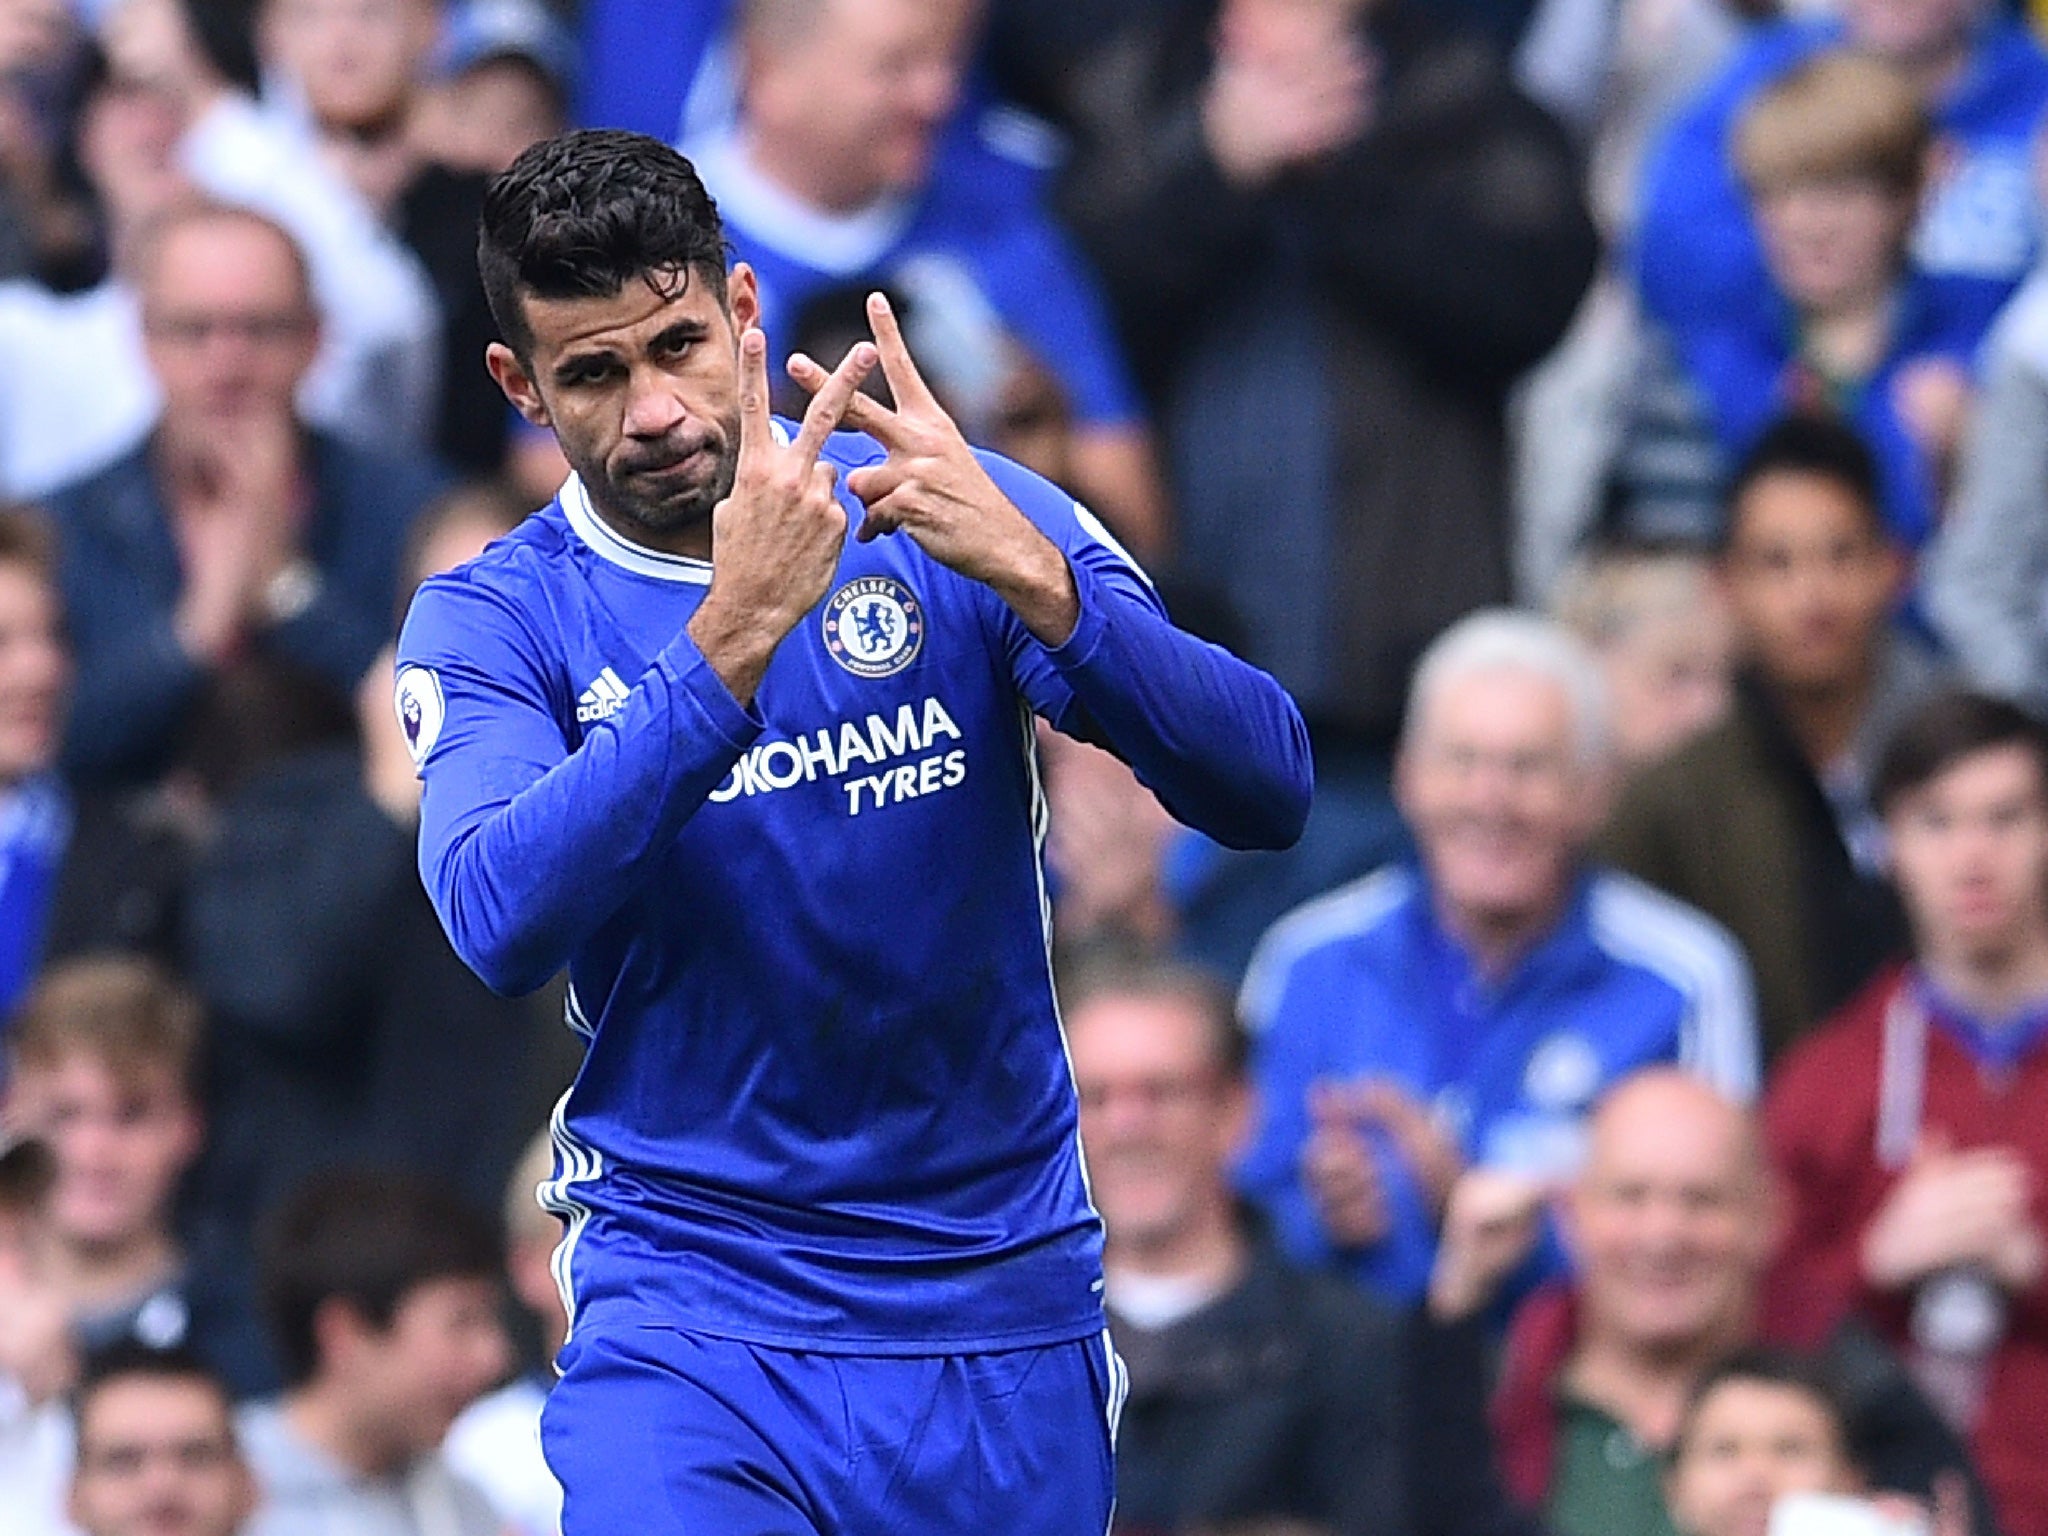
0,776,70,1026
1912,969,2048,1076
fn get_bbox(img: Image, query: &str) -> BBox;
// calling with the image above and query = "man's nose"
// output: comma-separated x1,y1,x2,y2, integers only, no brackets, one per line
622,371,686,439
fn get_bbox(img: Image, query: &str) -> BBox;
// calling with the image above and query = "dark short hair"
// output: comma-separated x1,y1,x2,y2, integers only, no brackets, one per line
478,128,730,361
259,1169,501,1388
1873,689,2048,818
1722,414,1887,551
73,1341,235,1438
0,502,56,583
1671,1346,1853,1466
1056,947,1249,1081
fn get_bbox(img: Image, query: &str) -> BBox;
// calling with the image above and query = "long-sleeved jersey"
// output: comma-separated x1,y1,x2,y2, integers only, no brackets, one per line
396,433,1311,1355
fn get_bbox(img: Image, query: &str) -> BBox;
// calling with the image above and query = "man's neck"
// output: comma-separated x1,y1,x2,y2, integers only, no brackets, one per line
1889,37,1975,102
284,1382,410,1479
1924,933,2048,1022
1565,1314,1750,1449
1439,888,1570,983
739,131,885,218
1803,288,1895,383
48,1230,181,1317
1763,657,1878,772
1103,1201,1249,1291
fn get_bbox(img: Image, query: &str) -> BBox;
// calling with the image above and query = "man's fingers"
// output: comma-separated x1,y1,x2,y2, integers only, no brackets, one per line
788,350,909,447
867,291,941,415
854,491,909,544
845,461,909,508
789,341,878,462
737,327,772,463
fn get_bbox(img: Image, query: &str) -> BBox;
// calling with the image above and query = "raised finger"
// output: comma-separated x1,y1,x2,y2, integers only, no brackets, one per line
867,291,942,415
737,326,772,464
788,351,903,444
790,341,879,462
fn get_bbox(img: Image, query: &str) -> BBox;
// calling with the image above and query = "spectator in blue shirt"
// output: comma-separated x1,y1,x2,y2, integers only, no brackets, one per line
1619,51,1983,553
684,0,1168,555
1634,0,2048,350
1238,610,1760,1304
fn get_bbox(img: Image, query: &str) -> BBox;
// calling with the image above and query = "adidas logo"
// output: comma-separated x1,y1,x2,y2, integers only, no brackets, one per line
576,666,630,724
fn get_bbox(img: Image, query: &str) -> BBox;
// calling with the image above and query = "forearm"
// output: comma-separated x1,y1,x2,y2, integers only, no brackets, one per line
421,636,761,995
1043,558,1311,850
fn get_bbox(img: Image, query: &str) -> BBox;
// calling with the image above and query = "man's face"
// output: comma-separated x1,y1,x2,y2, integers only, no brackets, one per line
488,265,757,554
69,1377,253,1536
1719,472,1900,697
1887,743,2048,968
140,218,318,435
260,0,439,133
330,1276,509,1457
748,0,976,205
1603,612,1734,769
1397,669,1597,936
1843,0,1984,68
1666,1380,1857,1536
7,1056,200,1252
76,75,187,233
423,58,563,177
1567,1084,1773,1355
0,561,68,785
1070,993,1247,1256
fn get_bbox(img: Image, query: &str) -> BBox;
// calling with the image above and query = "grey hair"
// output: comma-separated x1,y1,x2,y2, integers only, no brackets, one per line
1404,608,1614,768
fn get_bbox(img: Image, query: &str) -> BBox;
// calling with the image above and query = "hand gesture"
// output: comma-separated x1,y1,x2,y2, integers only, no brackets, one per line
1302,1078,1465,1250
1428,1170,1550,1322
1203,2,1376,188
1862,1133,2041,1292
784,293,1079,645
166,415,302,661
687,330,874,704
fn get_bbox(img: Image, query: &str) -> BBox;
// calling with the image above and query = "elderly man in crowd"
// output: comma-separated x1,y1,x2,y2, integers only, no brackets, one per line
1445,1070,1989,1536
1238,610,1758,1303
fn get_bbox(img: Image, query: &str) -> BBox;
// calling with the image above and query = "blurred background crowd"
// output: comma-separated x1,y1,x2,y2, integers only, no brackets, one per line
11,0,2048,1534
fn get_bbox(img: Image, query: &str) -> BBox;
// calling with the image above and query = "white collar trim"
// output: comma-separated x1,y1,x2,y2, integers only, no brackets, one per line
559,474,714,585
689,130,915,277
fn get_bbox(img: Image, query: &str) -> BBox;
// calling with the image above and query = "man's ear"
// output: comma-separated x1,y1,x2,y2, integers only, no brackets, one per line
726,262,761,336
486,342,550,428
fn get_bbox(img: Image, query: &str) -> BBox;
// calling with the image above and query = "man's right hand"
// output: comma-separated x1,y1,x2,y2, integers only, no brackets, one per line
1862,1134,2041,1292
1429,1170,1549,1322
687,330,873,706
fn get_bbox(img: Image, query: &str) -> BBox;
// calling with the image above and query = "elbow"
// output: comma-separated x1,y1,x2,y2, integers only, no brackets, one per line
448,922,555,999
1217,719,1315,851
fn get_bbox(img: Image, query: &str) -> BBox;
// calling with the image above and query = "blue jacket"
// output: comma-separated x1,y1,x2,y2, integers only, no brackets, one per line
1634,15,2048,341
1237,863,1759,1302
49,430,446,787
1676,270,1988,549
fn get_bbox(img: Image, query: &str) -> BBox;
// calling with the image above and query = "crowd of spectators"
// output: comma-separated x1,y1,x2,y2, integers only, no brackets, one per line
12,0,2048,1533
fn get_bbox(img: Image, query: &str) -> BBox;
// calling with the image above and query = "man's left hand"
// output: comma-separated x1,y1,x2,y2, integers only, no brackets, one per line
785,292,1079,647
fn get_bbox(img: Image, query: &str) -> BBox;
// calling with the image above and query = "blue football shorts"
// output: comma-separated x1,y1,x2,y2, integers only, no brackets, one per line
540,1325,1126,1534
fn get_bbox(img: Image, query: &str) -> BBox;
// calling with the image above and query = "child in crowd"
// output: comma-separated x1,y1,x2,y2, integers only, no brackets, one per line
1621,52,1979,555
1552,542,1735,771
2,956,271,1392
1666,1350,1967,1536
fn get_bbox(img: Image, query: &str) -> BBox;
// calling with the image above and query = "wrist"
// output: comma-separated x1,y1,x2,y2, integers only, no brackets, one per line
260,557,322,627
988,532,1079,647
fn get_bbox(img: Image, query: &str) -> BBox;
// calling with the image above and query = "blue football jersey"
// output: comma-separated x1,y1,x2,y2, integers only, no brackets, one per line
396,433,1310,1354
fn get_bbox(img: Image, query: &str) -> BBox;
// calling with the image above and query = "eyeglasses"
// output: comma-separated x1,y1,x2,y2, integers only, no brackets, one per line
144,311,312,347
1076,1072,1221,1116
79,1437,237,1478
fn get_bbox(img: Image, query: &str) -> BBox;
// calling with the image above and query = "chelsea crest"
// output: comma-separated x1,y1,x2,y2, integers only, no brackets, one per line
823,577,924,678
